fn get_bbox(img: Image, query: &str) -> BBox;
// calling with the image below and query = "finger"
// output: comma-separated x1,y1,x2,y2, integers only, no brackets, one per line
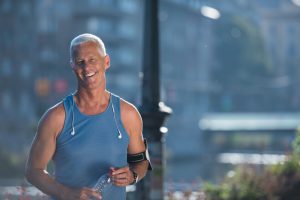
110,167,116,171
84,188,102,200
112,173,132,185
113,172,128,179
113,179,127,187
111,166,129,175
113,170,133,184
114,177,131,187
91,191,102,200
113,174,132,186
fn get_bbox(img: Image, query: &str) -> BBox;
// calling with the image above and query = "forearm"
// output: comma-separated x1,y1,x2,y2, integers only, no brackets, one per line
129,160,149,182
26,169,69,199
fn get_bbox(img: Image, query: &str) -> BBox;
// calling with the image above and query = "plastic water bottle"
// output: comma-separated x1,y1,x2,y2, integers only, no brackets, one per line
93,173,113,197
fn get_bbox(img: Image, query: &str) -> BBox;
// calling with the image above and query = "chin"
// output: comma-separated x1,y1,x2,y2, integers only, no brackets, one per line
83,83,102,90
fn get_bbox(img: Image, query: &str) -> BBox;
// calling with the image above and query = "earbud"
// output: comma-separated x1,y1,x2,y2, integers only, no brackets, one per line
71,127,75,135
71,94,76,136
118,131,122,139
111,95,122,140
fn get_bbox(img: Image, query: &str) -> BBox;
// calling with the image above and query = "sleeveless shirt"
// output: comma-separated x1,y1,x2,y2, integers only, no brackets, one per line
52,93,129,200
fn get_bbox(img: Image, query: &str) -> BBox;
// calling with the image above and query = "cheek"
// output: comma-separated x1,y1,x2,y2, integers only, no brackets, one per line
72,69,83,77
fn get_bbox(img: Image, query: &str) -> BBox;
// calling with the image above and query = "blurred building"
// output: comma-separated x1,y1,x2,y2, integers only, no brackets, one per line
0,0,216,183
1,0,300,187
160,0,215,182
0,0,145,180
257,0,300,111
0,0,37,123
0,0,37,161
33,0,144,112
199,112,298,181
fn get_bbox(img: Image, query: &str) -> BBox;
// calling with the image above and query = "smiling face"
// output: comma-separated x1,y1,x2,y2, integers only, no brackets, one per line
71,41,110,90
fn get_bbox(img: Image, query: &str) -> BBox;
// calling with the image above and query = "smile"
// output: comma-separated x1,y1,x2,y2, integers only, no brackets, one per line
84,71,97,78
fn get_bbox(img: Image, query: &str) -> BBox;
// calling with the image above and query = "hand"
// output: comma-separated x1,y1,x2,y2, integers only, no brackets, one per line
60,187,102,200
111,166,134,187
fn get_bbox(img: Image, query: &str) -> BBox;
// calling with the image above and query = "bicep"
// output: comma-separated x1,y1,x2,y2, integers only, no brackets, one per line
27,128,56,170
27,109,63,170
121,102,145,154
127,129,145,154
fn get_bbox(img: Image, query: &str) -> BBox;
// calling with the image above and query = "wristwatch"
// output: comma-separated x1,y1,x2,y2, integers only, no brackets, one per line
130,169,138,185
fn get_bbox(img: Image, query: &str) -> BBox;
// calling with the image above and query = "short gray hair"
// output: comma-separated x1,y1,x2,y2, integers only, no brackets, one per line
70,33,106,62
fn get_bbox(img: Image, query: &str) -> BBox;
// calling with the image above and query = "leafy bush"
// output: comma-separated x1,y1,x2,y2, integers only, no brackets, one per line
0,148,23,178
204,165,267,200
204,132,300,200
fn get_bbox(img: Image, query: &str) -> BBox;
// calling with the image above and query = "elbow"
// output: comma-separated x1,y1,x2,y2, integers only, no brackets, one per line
25,167,32,184
25,165,35,185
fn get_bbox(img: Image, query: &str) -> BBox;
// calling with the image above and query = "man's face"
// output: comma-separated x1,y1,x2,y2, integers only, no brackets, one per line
71,41,110,90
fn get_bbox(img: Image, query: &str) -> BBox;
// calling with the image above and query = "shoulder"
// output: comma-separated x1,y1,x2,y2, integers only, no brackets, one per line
119,98,142,136
120,98,142,123
38,101,65,138
42,101,65,124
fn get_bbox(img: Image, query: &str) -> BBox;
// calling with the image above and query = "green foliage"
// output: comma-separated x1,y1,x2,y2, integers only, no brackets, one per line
271,156,300,177
204,132,300,200
204,166,266,200
292,129,300,157
0,148,24,178
263,160,300,200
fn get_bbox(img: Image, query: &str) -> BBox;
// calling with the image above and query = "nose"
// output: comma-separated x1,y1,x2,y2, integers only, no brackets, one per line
80,61,93,70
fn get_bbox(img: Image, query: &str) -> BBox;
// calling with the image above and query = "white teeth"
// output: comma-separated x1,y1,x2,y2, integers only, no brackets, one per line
85,72,96,77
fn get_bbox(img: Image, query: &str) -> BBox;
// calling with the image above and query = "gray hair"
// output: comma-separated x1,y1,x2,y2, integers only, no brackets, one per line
70,33,106,62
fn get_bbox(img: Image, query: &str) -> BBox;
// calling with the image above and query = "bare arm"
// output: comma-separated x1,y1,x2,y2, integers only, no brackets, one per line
112,100,149,186
25,103,101,200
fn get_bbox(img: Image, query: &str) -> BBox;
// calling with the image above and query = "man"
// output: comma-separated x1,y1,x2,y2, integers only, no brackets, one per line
25,33,151,200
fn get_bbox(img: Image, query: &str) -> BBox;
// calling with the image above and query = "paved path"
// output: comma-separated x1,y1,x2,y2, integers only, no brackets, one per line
0,185,136,199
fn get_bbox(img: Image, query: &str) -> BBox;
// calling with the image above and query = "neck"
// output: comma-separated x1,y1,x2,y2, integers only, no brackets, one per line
74,85,110,115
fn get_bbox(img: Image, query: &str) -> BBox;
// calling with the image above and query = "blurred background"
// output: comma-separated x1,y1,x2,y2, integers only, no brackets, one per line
1,0,300,199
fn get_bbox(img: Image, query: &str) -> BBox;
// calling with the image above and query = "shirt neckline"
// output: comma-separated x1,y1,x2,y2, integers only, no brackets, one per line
72,92,112,117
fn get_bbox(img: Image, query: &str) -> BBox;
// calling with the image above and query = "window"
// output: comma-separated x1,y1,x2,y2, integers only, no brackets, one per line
40,48,56,61
2,91,12,111
87,18,99,33
1,0,12,13
87,18,113,34
19,92,34,117
119,0,138,13
118,47,134,66
118,21,136,38
20,62,31,79
1,59,12,77
88,0,114,7
20,2,30,16
88,0,100,6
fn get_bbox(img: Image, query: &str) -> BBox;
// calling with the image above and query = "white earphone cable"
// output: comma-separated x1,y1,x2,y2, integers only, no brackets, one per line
71,94,75,135
70,93,122,139
111,96,122,139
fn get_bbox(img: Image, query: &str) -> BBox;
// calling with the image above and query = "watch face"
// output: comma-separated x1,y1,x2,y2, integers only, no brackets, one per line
133,171,137,180
131,170,138,184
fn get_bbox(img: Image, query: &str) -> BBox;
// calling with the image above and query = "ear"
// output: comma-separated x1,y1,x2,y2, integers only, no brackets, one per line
104,55,110,70
70,60,76,70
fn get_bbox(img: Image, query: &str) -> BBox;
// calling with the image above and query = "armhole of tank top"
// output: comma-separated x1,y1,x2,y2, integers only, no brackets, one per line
112,94,130,143
56,95,71,139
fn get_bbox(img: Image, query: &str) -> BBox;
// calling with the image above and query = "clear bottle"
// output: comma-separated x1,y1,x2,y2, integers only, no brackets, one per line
92,173,113,198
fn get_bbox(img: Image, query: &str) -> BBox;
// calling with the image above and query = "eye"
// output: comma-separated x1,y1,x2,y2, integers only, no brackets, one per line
75,60,84,66
89,58,96,63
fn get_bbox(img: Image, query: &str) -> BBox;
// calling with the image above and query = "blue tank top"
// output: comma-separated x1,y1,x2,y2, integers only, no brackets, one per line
52,93,129,200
